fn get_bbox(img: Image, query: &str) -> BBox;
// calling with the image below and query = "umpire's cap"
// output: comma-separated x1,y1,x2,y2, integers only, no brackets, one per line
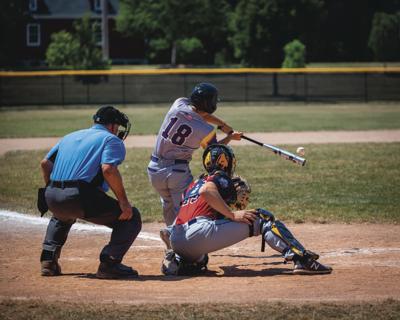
93,106,131,140
190,82,219,114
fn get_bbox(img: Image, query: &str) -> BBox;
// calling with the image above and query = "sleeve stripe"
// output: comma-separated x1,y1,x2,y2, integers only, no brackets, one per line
200,128,217,148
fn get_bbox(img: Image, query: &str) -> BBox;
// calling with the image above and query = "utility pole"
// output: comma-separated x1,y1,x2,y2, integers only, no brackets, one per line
101,0,109,60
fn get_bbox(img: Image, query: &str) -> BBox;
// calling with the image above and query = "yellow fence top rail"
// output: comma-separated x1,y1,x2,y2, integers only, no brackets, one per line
1,67,400,77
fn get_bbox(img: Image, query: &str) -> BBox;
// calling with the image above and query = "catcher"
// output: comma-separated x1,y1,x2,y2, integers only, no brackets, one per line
162,144,332,276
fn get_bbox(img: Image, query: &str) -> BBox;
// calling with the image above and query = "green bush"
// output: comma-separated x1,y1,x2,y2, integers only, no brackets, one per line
45,32,80,68
282,39,306,68
45,16,110,69
177,37,205,64
368,12,400,62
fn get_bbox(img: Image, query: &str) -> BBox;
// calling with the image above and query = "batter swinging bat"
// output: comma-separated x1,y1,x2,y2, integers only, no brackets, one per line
241,135,306,166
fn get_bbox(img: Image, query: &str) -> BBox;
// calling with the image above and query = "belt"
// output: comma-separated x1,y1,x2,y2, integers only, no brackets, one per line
188,218,197,226
49,180,80,188
175,218,198,227
151,155,188,164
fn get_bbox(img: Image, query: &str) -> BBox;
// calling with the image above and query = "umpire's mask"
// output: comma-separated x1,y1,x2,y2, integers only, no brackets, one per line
93,106,131,140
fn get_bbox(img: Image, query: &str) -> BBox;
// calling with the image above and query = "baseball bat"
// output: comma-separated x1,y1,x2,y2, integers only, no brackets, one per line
241,135,306,166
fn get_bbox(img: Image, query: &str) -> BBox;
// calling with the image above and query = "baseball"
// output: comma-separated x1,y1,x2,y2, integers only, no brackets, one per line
296,147,305,156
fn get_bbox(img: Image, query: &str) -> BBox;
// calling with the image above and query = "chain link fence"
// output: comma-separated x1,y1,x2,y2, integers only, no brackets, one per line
1,68,400,106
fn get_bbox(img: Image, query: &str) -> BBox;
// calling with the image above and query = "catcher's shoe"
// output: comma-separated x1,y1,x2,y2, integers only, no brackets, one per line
96,262,139,279
41,260,62,276
293,258,332,275
159,228,172,250
161,250,180,275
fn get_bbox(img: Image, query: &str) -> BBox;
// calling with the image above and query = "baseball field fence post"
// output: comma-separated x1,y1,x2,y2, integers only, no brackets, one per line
304,72,308,103
273,72,278,97
122,74,126,106
244,73,248,103
61,75,65,106
86,80,90,104
0,75,2,107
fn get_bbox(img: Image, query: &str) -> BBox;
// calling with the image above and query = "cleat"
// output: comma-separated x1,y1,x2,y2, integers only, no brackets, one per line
96,262,139,279
304,250,319,261
159,228,172,250
161,250,180,276
41,260,62,276
293,258,332,275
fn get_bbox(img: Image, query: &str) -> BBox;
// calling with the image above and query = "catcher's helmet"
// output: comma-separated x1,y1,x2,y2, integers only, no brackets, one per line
190,82,218,114
202,144,236,177
93,105,131,140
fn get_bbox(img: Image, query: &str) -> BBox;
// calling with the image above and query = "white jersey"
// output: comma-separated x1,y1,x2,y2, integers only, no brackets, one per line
152,98,216,161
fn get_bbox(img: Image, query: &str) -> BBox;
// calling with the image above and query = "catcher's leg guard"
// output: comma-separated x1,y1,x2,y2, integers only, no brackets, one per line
257,209,319,261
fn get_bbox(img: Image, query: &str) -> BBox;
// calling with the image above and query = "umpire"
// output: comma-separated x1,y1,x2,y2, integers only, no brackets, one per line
38,106,142,279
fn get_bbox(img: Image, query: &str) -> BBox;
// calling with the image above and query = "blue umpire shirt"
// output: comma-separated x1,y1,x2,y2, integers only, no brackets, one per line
46,124,126,192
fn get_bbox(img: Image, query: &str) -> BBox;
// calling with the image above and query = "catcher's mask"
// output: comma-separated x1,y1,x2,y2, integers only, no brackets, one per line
190,82,219,114
93,105,131,140
231,176,251,210
202,144,236,177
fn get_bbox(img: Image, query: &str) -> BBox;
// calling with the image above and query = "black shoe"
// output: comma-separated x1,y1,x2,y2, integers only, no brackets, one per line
41,260,62,276
161,250,180,276
293,258,332,275
96,262,139,279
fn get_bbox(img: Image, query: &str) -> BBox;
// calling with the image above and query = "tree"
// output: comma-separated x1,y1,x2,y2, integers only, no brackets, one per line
282,39,306,68
46,16,110,69
46,32,80,68
368,12,400,62
116,0,231,65
228,0,323,67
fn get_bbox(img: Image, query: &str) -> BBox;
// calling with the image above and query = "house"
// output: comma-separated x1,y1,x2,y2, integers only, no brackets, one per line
21,0,145,66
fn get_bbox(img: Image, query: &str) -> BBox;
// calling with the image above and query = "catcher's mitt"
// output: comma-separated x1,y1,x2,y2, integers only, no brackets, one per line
231,176,251,210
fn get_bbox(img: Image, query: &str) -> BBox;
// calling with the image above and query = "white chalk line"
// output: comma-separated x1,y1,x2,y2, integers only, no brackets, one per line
0,210,161,242
323,247,400,258
2,210,400,261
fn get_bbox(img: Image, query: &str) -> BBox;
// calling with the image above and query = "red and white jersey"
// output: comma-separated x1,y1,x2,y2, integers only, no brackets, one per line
152,98,217,161
175,171,237,225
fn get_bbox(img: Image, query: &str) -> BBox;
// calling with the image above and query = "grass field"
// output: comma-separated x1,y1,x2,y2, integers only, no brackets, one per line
1,143,399,223
1,299,400,320
0,102,399,138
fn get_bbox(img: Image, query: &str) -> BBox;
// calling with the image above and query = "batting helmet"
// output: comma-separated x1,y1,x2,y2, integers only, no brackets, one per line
190,83,218,114
93,106,131,140
202,144,236,177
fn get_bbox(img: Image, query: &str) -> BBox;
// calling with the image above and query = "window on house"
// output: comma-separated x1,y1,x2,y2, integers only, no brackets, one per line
94,22,102,46
29,0,38,11
27,24,41,46
94,0,101,11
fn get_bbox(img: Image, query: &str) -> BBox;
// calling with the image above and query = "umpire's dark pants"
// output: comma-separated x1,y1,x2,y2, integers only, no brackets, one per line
42,181,142,263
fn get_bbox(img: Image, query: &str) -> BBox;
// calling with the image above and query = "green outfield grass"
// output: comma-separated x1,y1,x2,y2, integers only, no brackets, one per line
1,299,399,320
0,102,399,138
1,143,399,223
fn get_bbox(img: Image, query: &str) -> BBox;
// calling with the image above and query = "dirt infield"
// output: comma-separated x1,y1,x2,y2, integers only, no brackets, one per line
0,212,399,305
1,129,400,155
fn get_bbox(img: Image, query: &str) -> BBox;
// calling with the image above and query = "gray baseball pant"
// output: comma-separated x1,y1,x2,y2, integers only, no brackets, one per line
147,160,193,226
170,216,291,263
